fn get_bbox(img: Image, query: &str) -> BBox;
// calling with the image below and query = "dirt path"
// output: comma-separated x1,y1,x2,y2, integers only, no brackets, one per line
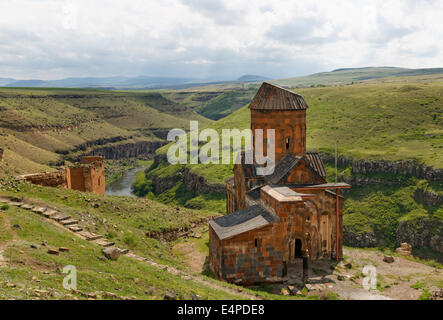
173,241,207,273
0,203,19,267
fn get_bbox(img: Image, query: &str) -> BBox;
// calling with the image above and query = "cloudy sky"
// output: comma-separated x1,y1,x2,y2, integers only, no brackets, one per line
0,0,442,80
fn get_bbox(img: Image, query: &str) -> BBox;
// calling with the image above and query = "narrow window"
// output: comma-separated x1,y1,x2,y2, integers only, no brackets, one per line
254,239,258,247
285,137,290,151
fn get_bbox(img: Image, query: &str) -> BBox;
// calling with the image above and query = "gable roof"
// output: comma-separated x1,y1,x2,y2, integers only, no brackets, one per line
305,151,327,178
264,154,301,184
209,205,279,240
249,82,309,110
263,152,327,184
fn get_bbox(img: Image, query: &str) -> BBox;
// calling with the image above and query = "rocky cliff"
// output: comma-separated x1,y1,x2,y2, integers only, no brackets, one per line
77,141,166,161
413,188,443,207
320,153,442,182
151,154,225,196
396,217,443,253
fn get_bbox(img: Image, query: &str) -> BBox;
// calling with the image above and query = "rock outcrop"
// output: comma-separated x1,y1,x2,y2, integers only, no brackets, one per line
396,217,443,253
343,229,377,248
85,141,165,160
395,243,412,256
320,153,443,182
151,154,224,196
413,188,443,207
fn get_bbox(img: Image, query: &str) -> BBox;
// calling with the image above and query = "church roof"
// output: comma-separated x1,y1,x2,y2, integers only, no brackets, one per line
305,151,327,178
261,185,315,202
264,154,301,184
263,152,327,184
209,205,279,240
249,82,309,110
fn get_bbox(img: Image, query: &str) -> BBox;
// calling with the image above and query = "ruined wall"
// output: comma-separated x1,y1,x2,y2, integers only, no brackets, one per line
65,156,105,195
251,109,306,163
20,156,105,196
19,170,68,188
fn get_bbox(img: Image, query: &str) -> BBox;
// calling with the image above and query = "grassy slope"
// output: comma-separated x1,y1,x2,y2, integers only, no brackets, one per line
162,87,257,120
0,88,212,174
0,179,289,300
0,205,249,299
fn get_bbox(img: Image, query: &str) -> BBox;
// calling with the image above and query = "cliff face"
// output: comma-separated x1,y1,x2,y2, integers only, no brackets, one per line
151,154,224,196
320,153,442,182
82,141,166,161
413,188,443,207
396,217,443,253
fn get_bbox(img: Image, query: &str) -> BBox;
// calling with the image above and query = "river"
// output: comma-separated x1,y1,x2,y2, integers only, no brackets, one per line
105,166,146,196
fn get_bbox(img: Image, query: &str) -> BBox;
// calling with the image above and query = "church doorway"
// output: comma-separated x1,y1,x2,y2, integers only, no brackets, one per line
294,239,302,258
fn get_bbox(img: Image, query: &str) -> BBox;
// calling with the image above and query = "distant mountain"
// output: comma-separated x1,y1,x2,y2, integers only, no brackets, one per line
273,67,443,87
2,66,443,89
2,76,199,89
237,75,270,82
0,78,15,86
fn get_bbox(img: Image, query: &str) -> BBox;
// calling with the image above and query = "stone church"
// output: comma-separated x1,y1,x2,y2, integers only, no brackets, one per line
209,82,351,285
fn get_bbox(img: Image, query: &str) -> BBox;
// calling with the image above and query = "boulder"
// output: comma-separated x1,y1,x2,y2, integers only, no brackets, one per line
383,256,395,263
164,290,177,300
47,249,59,255
395,243,412,256
102,247,121,260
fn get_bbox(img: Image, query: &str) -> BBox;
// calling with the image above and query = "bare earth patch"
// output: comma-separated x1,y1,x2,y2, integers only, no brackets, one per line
173,241,207,274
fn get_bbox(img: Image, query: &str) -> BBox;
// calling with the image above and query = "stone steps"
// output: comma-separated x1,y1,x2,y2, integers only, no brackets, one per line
42,209,58,218
32,207,47,214
20,204,34,210
61,219,79,226
68,225,83,233
9,201,24,207
78,230,102,241
51,214,71,222
93,239,115,247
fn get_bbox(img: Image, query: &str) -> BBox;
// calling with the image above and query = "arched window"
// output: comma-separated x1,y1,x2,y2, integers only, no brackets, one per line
285,137,290,151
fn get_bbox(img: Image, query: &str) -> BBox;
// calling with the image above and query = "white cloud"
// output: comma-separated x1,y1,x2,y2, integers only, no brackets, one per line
0,0,442,79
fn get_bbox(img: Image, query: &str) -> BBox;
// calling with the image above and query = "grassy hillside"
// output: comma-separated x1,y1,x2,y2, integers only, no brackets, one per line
273,67,443,87
0,88,212,174
0,176,296,300
155,81,442,186
162,87,257,120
